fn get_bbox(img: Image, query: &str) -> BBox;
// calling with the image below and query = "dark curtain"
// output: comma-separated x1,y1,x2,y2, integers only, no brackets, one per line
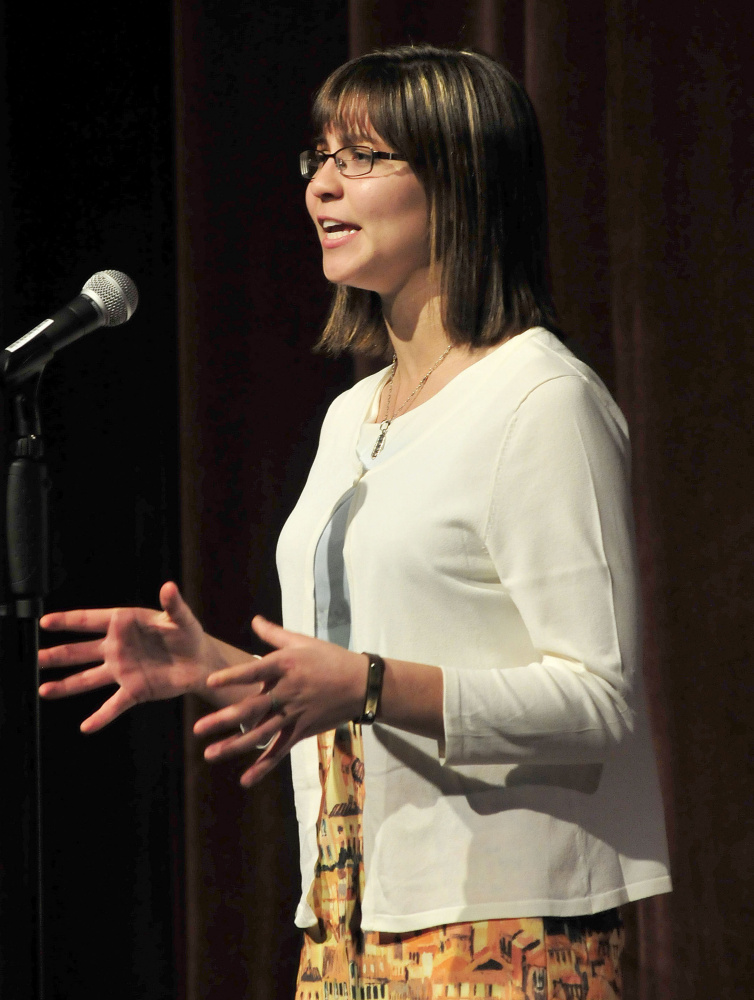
177,3,754,998
174,4,353,998
601,5,754,997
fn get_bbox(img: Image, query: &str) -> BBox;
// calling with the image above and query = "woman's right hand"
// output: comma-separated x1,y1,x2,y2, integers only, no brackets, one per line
38,581,215,733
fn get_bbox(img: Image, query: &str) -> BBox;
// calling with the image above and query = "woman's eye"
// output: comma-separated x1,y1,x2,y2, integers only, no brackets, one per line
350,149,371,162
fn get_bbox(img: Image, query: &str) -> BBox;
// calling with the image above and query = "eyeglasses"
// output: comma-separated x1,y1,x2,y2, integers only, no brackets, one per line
299,145,407,180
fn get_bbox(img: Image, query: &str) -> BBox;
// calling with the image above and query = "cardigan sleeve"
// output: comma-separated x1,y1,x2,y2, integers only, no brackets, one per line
441,373,640,767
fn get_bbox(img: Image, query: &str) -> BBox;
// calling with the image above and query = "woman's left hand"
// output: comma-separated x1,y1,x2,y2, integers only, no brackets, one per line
193,615,368,787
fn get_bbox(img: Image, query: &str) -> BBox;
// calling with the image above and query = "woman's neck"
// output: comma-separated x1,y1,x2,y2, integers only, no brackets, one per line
374,273,504,424
381,270,450,384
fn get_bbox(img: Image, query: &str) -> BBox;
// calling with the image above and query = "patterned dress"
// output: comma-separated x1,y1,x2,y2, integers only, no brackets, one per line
296,723,624,1000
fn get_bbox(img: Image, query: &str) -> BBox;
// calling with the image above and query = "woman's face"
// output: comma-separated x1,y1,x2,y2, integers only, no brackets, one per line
305,127,430,300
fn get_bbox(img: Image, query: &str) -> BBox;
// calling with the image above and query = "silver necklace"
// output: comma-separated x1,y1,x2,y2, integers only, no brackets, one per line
371,343,454,458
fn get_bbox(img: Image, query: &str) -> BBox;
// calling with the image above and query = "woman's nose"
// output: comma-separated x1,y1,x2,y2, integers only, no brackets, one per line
307,157,343,199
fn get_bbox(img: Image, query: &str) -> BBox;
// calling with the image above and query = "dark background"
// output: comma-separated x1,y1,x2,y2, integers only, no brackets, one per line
1,1,184,997
1,1,752,998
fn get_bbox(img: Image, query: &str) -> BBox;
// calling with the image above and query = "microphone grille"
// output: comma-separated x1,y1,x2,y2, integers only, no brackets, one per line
82,270,139,326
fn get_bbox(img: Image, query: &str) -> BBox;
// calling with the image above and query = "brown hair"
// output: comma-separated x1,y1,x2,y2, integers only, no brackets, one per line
309,44,560,357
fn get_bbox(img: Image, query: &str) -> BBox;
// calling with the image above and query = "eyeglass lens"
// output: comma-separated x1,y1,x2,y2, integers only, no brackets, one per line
300,146,375,180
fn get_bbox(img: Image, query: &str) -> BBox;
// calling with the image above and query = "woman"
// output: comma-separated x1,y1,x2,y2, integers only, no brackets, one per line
40,46,671,999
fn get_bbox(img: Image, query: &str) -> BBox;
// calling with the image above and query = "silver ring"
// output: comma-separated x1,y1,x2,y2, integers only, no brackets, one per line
239,721,274,750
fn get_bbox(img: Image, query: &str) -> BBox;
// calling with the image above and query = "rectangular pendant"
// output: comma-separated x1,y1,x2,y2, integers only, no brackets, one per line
371,422,389,459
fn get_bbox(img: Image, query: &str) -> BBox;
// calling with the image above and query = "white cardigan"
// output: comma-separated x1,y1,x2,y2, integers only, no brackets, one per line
277,327,671,932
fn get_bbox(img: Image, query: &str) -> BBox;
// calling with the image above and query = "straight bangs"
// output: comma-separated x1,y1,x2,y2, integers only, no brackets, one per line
310,46,559,357
311,51,479,266
311,59,430,175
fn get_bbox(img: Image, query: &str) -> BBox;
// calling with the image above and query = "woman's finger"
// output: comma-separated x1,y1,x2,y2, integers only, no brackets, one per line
39,664,113,699
202,731,247,760
206,655,276,689
39,608,115,633
193,700,251,737
194,679,282,737
80,687,136,733
38,638,104,670
204,721,282,762
250,615,306,650
159,581,197,630
239,724,297,787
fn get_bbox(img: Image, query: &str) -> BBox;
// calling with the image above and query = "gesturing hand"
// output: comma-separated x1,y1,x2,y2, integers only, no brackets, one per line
194,616,368,788
39,582,212,733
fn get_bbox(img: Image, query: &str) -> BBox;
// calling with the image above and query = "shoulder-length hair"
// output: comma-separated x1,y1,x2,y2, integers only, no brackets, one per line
310,44,560,357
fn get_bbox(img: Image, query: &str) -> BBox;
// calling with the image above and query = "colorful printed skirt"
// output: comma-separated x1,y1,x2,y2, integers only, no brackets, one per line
296,724,624,1000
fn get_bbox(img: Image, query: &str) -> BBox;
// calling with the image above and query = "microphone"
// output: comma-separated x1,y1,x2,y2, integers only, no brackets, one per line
1,270,139,386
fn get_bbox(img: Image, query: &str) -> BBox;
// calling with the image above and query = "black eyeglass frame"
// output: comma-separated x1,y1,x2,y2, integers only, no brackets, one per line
299,145,408,180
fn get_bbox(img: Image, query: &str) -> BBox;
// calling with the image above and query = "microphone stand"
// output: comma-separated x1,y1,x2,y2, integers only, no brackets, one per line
0,372,47,999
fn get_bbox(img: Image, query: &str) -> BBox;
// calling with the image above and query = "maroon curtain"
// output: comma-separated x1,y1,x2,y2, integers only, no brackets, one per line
176,3,754,997
600,5,754,996
174,4,352,997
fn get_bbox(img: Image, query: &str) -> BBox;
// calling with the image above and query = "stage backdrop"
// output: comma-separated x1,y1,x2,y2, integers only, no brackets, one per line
177,3,754,999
